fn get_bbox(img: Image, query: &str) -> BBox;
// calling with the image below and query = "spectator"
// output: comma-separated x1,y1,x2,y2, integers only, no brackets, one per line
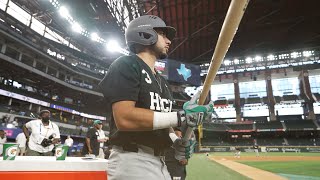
16,132,27,156
97,124,108,159
23,110,61,156
64,135,74,156
12,119,19,127
81,120,102,157
0,130,7,156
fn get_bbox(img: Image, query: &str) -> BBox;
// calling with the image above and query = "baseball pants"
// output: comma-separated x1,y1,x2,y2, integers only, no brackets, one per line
107,146,171,180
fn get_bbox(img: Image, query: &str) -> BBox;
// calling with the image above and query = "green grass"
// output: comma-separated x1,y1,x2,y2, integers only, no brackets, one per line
186,152,320,179
240,161,320,177
186,154,249,180
207,152,320,157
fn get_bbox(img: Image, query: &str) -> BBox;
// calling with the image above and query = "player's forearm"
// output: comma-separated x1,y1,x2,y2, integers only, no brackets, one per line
114,106,154,131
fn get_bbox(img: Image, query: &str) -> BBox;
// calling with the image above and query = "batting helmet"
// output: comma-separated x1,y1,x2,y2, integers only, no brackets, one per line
125,15,176,53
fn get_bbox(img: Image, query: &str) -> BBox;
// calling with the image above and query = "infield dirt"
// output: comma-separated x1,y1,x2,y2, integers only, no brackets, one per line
209,155,320,180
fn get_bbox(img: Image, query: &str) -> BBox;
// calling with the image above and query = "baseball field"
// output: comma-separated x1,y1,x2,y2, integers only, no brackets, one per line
187,152,320,180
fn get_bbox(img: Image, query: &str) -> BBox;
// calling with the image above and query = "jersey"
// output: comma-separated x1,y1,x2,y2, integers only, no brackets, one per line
99,55,174,150
82,128,100,156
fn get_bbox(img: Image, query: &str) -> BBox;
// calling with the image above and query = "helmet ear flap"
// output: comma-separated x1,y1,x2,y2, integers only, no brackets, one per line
127,28,158,53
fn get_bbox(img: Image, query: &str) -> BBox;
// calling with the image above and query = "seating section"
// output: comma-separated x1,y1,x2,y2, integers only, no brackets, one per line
274,96,282,103
227,124,253,130
286,138,317,146
214,99,228,105
285,120,317,130
247,97,261,104
283,95,298,101
256,121,284,130
256,138,285,146
203,123,229,131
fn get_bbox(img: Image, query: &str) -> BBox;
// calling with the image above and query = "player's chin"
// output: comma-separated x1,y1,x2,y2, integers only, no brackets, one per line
159,52,168,59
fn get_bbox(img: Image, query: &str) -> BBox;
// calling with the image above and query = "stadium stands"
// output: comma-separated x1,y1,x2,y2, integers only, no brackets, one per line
256,121,284,130
227,124,253,130
203,123,229,131
256,138,285,146
285,120,317,130
247,97,262,104
283,95,299,101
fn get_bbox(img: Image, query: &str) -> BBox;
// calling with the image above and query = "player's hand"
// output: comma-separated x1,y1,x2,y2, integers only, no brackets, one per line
178,91,214,127
172,138,196,161
179,159,188,165
52,139,60,144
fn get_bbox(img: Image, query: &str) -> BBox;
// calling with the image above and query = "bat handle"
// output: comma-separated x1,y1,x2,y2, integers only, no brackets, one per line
183,127,194,141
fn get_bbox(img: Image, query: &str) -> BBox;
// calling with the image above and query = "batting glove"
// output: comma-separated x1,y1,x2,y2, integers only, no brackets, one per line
173,138,196,161
177,91,214,127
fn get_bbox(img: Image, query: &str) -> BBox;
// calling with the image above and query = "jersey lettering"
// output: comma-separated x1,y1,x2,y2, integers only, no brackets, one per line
142,69,152,84
150,92,172,112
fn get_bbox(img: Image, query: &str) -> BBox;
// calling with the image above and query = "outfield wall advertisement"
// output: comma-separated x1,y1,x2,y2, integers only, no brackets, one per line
200,146,320,153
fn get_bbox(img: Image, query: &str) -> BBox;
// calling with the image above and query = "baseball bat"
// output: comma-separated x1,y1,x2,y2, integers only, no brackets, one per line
183,0,250,141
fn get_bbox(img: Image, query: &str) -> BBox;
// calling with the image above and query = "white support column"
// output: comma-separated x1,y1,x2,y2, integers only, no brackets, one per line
18,53,23,61
56,70,59,78
32,59,37,67
37,105,41,114
8,98,12,106
1,44,6,53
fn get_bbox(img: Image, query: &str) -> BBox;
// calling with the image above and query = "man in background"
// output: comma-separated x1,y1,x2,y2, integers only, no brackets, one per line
97,123,108,159
0,130,7,156
16,132,27,156
253,144,259,157
64,135,73,156
23,110,61,156
82,120,104,157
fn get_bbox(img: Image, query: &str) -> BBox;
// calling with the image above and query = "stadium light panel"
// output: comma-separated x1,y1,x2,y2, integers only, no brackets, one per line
59,6,69,19
267,54,275,61
255,56,262,62
234,59,239,64
72,22,83,33
91,32,99,41
224,60,231,66
303,51,312,57
106,40,121,52
291,52,299,58
245,57,253,64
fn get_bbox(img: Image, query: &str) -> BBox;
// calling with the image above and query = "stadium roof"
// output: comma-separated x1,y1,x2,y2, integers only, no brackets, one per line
12,0,320,65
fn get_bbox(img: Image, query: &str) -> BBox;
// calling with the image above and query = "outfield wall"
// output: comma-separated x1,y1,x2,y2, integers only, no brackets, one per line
199,146,320,153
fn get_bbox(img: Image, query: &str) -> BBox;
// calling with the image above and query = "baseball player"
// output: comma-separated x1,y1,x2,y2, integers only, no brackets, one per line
253,145,259,157
234,146,241,158
99,15,214,180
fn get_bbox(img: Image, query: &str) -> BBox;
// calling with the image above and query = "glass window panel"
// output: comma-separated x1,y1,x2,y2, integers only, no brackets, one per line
0,0,8,11
7,1,31,25
272,77,300,96
211,83,235,101
45,28,69,45
44,31,58,43
309,75,320,93
30,17,45,35
239,80,267,98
